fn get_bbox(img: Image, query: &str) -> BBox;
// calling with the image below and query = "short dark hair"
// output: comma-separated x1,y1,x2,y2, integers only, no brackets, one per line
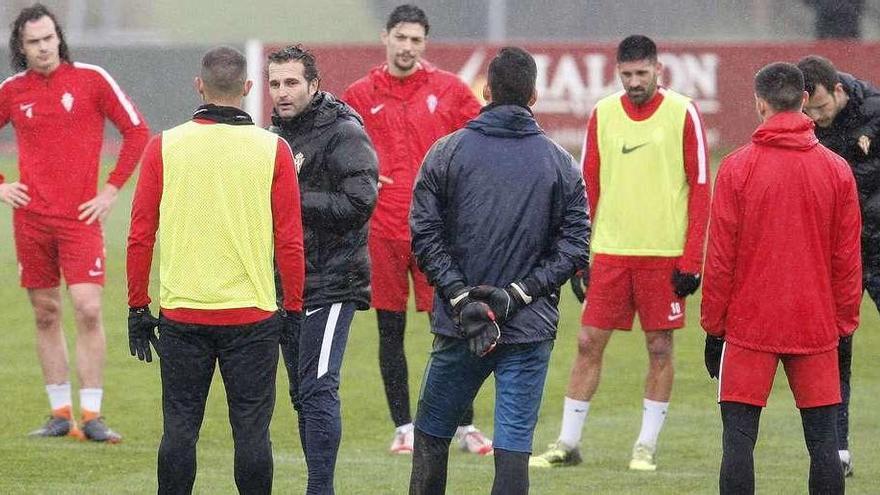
266,44,319,82
488,47,537,107
200,46,247,96
9,3,70,72
797,55,840,96
755,62,805,112
617,35,657,63
386,4,430,34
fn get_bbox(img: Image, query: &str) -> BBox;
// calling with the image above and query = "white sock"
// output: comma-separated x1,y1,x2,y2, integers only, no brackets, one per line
558,397,590,449
636,399,669,449
838,450,851,463
46,383,72,411
80,388,103,413
396,422,414,435
456,424,477,436
46,382,73,411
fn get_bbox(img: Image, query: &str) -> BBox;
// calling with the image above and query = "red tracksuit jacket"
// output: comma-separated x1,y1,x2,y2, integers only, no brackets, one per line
701,112,862,354
342,62,481,241
0,62,149,218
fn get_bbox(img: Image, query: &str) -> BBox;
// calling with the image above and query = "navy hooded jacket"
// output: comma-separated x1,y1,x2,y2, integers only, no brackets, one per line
410,104,590,343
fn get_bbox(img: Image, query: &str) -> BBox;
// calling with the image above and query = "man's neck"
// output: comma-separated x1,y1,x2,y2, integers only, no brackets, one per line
387,62,419,79
30,61,61,76
627,89,658,107
204,99,242,109
838,91,851,114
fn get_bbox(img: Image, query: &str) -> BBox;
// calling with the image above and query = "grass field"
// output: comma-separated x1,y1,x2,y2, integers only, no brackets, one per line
0,157,878,494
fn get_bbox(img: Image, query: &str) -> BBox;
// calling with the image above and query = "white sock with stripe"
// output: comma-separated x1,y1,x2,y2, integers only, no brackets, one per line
636,398,669,449
558,397,590,449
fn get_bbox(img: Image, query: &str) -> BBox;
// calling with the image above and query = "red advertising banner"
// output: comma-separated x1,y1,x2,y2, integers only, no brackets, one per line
264,41,880,153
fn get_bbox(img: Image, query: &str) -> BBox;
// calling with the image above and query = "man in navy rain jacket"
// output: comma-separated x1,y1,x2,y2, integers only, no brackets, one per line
407,47,590,495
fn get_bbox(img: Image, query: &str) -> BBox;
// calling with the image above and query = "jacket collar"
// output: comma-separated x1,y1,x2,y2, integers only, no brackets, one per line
192,104,254,125
751,111,818,150
466,104,542,138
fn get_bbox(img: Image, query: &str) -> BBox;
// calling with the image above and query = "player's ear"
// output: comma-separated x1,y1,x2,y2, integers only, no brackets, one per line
754,94,767,121
380,29,389,45
194,77,205,101
799,91,808,112
482,84,492,103
528,88,537,107
243,79,253,98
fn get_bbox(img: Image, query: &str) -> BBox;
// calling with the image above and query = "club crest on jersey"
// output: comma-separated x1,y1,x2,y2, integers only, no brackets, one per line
426,94,438,114
294,152,305,173
19,102,34,118
61,92,74,112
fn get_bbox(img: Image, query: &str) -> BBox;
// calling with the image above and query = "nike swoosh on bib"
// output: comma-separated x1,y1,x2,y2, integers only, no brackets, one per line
621,142,649,154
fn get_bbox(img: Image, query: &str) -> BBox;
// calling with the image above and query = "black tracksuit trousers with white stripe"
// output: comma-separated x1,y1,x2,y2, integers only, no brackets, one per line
281,302,356,495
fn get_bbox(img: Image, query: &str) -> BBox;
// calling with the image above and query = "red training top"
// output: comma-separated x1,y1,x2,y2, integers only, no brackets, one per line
342,61,481,240
701,112,862,354
0,62,150,218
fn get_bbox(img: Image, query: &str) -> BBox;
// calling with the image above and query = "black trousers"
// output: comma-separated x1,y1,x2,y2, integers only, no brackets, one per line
156,314,281,495
720,402,843,495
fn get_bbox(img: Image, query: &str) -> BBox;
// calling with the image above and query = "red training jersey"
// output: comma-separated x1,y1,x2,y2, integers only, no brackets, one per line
0,62,150,218
582,88,711,273
127,120,305,325
342,61,481,240
701,112,862,354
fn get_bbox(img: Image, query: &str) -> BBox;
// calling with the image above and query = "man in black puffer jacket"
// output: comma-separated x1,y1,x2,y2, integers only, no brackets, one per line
798,55,880,478
267,44,378,494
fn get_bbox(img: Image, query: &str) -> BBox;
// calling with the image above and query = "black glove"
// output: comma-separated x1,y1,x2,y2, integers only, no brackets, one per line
704,336,724,379
128,306,159,363
469,282,531,325
672,269,701,298
281,310,302,340
569,267,590,303
838,334,853,370
448,284,475,322
459,301,501,357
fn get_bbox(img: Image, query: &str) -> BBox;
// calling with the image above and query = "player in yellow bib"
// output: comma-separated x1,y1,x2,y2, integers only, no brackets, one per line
532,35,711,472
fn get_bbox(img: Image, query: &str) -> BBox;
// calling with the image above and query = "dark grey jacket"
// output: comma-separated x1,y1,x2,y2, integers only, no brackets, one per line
410,104,590,343
270,91,378,310
815,73,880,297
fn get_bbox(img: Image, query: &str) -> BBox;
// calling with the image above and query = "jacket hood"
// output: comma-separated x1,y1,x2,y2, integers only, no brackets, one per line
271,91,363,131
840,72,868,107
465,104,543,138
751,111,818,150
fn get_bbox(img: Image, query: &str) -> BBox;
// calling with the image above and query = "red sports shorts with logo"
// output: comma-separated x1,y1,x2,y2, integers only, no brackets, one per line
718,341,840,409
13,209,106,288
581,257,685,331
369,235,433,312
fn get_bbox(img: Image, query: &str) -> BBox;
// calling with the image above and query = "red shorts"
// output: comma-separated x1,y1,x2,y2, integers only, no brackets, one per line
581,259,685,331
719,342,841,409
13,210,106,288
369,235,433,312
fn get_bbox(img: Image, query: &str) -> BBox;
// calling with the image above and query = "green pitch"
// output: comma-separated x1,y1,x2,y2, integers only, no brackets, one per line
0,158,878,494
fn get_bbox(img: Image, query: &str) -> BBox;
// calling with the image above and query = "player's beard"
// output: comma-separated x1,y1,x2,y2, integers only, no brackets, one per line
394,53,417,73
627,79,657,105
